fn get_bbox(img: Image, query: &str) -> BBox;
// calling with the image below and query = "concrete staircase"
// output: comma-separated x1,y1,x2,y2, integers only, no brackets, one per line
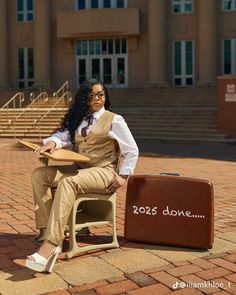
110,86,236,143
0,86,235,143
0,97,68,138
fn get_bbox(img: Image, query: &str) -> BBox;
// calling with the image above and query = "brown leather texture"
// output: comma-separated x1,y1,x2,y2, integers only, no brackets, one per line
124,175,214,249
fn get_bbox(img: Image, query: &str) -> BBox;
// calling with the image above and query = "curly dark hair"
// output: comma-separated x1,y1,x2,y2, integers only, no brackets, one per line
59,79,111,144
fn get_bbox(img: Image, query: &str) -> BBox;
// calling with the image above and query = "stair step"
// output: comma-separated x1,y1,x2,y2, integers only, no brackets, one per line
133,135,236,143
0,85,235,144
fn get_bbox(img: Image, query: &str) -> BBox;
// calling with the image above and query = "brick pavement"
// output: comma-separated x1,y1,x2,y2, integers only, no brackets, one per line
0,139,235,295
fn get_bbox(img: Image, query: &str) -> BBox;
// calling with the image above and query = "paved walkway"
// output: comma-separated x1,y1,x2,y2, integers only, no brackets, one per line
0,139,235,295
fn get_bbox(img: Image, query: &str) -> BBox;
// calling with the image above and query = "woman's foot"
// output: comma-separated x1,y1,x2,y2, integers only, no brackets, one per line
25,241,61,273
37,241,58,259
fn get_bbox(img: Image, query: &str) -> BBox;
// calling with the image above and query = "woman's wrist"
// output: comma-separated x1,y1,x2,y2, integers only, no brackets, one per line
49,141,56,148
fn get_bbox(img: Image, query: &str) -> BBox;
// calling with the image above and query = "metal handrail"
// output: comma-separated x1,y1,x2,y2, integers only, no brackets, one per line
30,92,35,101
13,92,48,122
0,92,25,135
0,92,49,138
27,91,72,138
35,91,71,124
1,92,25,109
53,81,70,98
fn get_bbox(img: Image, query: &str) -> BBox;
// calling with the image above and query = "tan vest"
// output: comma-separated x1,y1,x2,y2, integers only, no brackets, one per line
75,110,119,169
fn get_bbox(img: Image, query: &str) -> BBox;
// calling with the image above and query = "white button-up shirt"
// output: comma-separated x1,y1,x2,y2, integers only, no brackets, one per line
44,107,139,176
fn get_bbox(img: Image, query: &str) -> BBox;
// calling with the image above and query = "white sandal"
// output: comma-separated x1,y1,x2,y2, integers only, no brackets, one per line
25,246,61,273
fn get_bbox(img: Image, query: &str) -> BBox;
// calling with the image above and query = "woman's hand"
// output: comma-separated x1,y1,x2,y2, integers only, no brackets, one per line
34,141,56,155
106,172,128,193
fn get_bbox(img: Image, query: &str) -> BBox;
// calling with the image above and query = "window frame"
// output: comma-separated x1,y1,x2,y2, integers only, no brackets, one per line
17,0,34,22
18,47,34,89
222,39,236,75
172,0,193,14
75,0,127,10
75,38,128,87
221,0,236,11
173,40,194,87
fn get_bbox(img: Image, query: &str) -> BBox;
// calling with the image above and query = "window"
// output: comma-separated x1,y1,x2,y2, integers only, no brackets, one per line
76,39,127,56
76,0,127,9
18,48,34,89
78,0,86,9
173,41,194,86
172,0,193,14
76,38,128,87
223,39,236,75
117,0,125,8
104,0,111,8
222,0,236,10
91,0,99,8
17,0,34,22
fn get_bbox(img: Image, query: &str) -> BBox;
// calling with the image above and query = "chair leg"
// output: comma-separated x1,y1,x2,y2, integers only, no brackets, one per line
65,194,119,259
67,201,79,258
111,200,119,248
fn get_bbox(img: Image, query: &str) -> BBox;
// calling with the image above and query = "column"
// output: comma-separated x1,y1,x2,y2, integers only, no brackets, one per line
198,0,217,85
148,0,167,86
34,0,50,87
0,0,8,88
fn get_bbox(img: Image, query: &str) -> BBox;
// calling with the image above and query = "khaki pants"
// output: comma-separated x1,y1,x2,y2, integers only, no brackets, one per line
32,164,115,245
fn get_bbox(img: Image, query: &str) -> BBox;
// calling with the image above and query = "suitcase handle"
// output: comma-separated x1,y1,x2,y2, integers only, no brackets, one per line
160,173,180,176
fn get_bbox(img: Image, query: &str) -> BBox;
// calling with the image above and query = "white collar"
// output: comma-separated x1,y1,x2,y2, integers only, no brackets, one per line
92,107,105,120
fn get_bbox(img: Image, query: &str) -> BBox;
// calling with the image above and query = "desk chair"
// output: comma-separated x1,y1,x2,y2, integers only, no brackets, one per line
65,191,118,259
40,155,120,259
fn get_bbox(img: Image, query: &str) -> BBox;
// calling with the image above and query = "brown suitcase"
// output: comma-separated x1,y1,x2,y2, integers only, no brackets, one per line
124,174,214,249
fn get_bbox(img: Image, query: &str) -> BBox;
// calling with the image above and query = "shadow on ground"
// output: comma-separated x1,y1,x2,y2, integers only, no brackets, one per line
137,139,236,162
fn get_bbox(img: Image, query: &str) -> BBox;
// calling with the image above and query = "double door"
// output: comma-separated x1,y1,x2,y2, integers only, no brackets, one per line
77,55,127,87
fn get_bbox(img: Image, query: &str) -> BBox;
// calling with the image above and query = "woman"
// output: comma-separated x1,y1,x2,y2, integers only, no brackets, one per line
25,79,139,273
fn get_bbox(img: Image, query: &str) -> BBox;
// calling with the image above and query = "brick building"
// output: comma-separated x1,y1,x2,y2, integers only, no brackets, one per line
0,0,236,92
